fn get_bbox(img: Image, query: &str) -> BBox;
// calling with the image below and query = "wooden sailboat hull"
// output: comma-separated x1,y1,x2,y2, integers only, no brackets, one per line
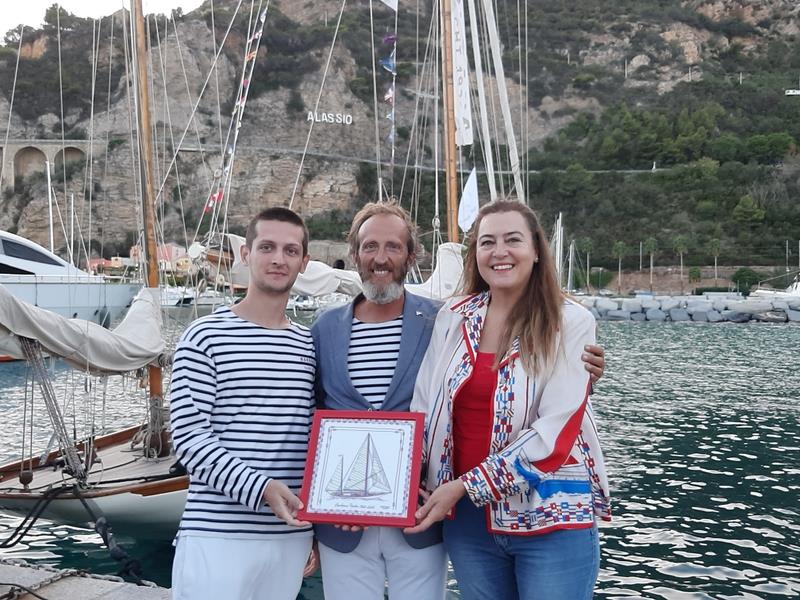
0,426,188,539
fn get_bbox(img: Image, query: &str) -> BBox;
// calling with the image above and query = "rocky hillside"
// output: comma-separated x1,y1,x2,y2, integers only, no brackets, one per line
0,0,799,266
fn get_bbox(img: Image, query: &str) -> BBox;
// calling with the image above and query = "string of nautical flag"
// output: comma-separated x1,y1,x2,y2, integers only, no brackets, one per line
381,33,397,148
205,8,268,214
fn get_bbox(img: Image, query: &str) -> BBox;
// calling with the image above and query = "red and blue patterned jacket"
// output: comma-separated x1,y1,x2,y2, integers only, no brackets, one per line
411,292,611,535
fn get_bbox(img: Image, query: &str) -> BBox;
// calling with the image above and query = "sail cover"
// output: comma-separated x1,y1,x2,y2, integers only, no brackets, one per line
219,233,363,296
0,285,164,373
293,261,363,297
405,242,465,299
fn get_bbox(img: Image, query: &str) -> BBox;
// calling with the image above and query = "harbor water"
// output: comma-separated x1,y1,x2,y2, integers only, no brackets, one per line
1,314,798,598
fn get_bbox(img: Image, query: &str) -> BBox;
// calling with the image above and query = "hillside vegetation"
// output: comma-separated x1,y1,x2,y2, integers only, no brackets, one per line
1,0,799,270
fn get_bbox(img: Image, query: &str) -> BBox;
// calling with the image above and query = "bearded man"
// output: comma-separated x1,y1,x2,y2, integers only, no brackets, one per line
311,202,605,600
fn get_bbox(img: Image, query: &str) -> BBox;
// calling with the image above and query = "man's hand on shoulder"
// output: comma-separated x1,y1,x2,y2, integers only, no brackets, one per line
582,344,605,382
262,480,311,528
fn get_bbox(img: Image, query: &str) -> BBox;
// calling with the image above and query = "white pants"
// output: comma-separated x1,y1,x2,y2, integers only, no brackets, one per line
319,527,447,600
171,534,313,600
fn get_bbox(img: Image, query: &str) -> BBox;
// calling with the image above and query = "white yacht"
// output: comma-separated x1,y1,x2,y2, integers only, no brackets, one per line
0,230,140,325
751,274,800,301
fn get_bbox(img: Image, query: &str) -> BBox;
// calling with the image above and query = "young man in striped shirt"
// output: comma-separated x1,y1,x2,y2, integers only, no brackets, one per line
312,202,606,600
170,207,316,600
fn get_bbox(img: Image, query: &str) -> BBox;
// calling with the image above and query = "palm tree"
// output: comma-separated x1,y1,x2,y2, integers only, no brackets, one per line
576,237,593,293
612,241,627,295
708,238,721,286
672,234,690,294
644,237,657,292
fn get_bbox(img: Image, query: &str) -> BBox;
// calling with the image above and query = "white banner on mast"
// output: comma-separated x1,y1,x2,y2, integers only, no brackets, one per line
379,0,398,10
451,0,474,146
458,168,480,232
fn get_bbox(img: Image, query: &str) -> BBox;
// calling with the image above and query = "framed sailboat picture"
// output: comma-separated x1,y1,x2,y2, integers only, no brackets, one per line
297,410,425,527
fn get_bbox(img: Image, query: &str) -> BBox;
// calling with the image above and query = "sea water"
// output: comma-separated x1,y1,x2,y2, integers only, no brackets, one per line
1,315,798,598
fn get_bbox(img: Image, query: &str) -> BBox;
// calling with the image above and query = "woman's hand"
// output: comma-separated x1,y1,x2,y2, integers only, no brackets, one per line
582,344,605,382
403,480,466,534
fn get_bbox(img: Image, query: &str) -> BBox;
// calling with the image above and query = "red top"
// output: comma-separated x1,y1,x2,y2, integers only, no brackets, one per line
453,352,497,477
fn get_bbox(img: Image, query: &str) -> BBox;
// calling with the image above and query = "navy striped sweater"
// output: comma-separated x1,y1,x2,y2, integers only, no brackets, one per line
169,307,315,538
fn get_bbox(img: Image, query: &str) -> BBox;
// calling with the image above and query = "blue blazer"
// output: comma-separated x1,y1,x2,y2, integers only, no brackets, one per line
311,291,443,552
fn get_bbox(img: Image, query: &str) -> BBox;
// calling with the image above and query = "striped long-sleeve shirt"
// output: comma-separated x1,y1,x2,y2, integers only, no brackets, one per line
169,307,315,539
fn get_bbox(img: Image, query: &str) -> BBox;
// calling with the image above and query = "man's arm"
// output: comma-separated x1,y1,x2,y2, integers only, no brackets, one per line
169,338,271,512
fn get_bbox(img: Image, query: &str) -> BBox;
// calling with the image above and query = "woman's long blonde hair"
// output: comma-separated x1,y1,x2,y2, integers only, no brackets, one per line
461,200,563,375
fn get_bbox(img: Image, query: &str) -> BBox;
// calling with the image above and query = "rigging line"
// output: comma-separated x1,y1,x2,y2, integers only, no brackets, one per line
152,0,246,209
288,0,348,210
57,6,69,252
204,0,262,246
515,0,525,202
368,0,383,198
389,6,400,197
524,0,529,203
145,17,161,196
124,4,146,260
170,11,214,186
153,14,191,252
0,24,24,186
80,18,102,271
397,9,437,206
210,0,225,151
466,0,496,201
481,0,524,201
479,0,505,199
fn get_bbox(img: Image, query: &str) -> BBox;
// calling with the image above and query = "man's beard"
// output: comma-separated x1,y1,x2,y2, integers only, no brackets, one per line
362,279,405,304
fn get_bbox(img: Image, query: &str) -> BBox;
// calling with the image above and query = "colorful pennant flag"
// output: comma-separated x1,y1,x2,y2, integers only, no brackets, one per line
379,53,396,75
378,0,398,10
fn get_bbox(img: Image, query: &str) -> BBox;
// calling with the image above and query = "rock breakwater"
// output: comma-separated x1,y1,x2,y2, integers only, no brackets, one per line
579,293,800,323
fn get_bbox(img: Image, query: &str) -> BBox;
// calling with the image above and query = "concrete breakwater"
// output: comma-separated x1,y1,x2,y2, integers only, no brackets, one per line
578,293,800,323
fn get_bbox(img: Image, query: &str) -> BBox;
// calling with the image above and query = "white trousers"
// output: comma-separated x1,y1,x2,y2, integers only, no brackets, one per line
319,527,447,600
171,534,313,600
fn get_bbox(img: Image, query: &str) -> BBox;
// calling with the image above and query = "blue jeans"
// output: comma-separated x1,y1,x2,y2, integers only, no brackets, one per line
443,497,600,600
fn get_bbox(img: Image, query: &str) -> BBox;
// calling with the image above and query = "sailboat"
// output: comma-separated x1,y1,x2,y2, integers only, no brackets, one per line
326,434,392,498
0,0,187,539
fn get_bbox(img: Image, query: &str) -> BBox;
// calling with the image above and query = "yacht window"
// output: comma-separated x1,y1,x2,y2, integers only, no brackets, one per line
1,240,61,266
0,262,34,275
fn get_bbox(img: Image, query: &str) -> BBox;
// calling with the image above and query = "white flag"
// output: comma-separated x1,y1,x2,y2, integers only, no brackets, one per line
379,0,398,10
458,168,480,233
452,0,473,146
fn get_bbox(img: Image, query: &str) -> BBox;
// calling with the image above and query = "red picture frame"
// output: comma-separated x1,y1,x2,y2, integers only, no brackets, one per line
298,410,424,528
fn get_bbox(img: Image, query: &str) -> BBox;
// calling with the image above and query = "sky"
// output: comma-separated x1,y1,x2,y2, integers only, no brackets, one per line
0,1,205,38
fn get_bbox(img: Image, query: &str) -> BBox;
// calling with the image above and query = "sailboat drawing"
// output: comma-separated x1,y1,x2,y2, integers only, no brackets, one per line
326,434,392,498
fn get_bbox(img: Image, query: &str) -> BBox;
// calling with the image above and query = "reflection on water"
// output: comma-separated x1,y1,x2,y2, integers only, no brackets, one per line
1,316,798,598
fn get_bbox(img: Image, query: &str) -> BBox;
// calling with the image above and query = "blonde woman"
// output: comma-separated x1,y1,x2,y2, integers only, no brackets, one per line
406,201,611,599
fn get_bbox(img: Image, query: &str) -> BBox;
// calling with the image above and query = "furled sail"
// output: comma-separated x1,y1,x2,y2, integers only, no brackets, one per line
405,242,465,299
0,285,164,373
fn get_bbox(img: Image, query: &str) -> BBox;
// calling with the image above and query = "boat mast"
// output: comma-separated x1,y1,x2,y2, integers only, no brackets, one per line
364,434,371,496
440,0,460,242
132,0,166,456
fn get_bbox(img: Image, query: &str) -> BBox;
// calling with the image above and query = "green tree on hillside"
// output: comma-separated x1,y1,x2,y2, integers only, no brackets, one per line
612,241,628,295
732,195,766,224
644,236,658,292
672,234,690,294
708,238,721,285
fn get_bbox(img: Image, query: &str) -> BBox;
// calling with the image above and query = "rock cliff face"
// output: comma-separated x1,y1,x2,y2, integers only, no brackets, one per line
0,0,795,252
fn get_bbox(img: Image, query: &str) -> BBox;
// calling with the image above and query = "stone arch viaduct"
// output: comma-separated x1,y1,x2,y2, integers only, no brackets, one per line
0,139,105,191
